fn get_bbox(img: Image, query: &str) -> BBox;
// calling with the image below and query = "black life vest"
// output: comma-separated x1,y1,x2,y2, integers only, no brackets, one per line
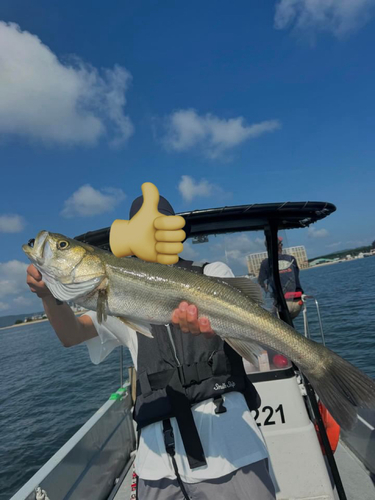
133,260,261,469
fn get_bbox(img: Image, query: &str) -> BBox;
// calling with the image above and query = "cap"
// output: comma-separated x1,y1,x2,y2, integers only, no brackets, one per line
129,195,175,219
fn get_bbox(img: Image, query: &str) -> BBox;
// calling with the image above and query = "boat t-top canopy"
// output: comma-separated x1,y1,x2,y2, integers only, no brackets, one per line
75,201,336,249
179,200,335,237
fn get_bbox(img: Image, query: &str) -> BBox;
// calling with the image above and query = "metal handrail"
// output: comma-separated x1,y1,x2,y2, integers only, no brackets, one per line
301,294,325,346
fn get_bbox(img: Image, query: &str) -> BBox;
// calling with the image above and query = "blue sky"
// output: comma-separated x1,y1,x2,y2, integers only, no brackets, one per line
1,0,375,314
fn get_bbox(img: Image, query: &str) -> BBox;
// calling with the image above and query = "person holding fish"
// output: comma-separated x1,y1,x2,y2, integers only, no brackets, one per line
258,236,304,319
26,183,276,500
25,184,375,499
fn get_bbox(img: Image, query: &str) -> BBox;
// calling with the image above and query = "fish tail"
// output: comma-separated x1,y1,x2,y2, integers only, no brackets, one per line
298,346,375,431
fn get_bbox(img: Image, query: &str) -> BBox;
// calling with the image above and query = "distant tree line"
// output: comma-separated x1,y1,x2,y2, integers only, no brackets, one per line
309,245,372,262
14,315,46,325
14,318,33,324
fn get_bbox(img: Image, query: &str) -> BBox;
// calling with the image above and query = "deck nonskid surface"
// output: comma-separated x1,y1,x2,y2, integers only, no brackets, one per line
333,441,375,500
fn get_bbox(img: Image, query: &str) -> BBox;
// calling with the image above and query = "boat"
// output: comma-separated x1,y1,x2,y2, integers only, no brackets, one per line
11,201,375,500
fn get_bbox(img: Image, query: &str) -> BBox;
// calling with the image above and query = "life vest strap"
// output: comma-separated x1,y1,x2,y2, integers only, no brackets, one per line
162,419,190,500
166,369,207,469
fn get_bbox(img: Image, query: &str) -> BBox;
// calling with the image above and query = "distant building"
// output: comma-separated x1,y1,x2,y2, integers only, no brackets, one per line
246,245,308,276
69,302,87,313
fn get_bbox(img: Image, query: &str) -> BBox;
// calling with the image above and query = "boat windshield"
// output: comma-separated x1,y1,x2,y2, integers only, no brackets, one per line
180,228,299,373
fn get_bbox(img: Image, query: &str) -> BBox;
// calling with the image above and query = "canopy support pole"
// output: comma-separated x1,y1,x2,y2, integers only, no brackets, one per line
265,220,347,500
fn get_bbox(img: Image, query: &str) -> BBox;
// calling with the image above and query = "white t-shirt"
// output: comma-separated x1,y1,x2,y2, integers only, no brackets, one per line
83,261,268,483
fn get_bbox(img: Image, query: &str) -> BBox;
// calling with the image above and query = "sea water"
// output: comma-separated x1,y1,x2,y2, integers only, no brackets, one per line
1,257,374,499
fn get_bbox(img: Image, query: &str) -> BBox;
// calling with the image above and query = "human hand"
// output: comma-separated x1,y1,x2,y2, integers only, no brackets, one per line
110,182,186,265
171,301,215,339
26,264,52,299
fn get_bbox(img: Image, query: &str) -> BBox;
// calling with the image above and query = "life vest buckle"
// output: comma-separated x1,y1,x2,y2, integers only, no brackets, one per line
163,421,176,456
213,396,227,414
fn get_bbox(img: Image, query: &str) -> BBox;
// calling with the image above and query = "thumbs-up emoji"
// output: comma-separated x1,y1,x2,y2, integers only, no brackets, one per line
110,183,186,265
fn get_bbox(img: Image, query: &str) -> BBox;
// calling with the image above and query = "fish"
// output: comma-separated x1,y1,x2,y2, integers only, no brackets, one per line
23,230,375,431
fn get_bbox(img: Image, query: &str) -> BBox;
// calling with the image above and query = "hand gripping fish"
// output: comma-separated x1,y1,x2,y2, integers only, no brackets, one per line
23,231,375,431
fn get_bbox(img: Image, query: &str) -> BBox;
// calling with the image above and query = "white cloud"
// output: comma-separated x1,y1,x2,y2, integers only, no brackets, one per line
0,260,43,313
180,241,199,260
162,109,280,158
13,295,33,306
178,175,225,202
345,239,369,247
0,21,133,147
274,0,375,38
0,260,28,299
180,234,265,274
308,226,329,238
224,235,265,264
0,214,26,233
211,234,265,268
61,184,126,218
326,241,342,249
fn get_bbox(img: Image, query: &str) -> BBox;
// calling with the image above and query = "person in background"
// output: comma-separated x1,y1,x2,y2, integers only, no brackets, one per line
258,237,304,319
26,195,276,500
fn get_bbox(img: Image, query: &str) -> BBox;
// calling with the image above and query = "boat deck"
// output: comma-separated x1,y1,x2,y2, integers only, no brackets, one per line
113,462,135,500
112,440,375,500
333,441,375,500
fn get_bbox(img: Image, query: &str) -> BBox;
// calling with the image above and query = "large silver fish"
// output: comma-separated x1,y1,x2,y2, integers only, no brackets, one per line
23,231,375,430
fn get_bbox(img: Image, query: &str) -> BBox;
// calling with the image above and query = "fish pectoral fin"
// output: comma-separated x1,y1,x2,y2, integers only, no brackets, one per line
116,317,154,338
216,277,264,305
96,279,109,324
225,337,264,367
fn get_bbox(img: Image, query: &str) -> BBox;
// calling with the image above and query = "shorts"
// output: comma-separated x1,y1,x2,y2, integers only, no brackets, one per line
137,459,276,499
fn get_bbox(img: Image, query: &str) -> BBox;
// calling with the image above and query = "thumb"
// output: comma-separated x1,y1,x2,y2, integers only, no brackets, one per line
140,182,160,215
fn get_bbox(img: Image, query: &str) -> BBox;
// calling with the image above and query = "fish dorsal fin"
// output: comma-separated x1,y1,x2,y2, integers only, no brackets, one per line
116,317,154,338
225,337,265,367
217,277,263,305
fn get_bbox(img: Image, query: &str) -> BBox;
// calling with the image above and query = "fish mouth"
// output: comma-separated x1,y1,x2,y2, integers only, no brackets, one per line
22,231,49,266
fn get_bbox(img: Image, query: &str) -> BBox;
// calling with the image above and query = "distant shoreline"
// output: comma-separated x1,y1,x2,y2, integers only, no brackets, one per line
302,260,341,270
302,257,371,271
0,311,85,332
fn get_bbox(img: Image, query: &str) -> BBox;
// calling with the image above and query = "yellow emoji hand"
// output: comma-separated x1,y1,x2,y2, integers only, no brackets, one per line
110,182,186,264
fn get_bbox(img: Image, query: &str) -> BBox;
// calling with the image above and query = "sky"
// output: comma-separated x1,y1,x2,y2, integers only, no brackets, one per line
1,0,375,314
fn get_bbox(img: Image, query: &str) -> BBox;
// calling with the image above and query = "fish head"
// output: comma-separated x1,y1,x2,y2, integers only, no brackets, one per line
23,231,106,302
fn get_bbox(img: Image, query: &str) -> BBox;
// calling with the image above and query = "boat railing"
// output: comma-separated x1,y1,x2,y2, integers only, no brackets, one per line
301,294,326,345
301,294,375,480
10,383,136,500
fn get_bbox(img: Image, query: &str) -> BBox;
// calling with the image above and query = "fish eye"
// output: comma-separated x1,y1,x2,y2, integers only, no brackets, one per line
57,240,70,250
